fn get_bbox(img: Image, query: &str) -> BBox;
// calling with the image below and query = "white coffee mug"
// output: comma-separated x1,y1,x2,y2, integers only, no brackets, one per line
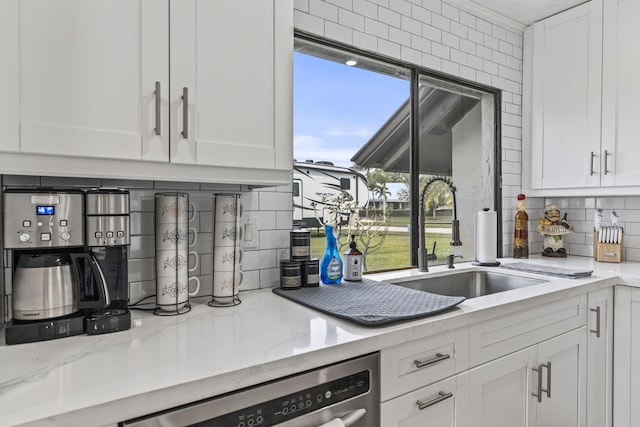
155,225,197,251
214,195,242,222
156,276,200,311
155,193,197,224
213,221,243,247
212,271,243,304
156,250,199,278
213,247,242,272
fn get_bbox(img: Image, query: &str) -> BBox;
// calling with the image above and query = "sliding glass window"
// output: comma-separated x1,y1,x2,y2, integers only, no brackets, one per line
293,37,500,272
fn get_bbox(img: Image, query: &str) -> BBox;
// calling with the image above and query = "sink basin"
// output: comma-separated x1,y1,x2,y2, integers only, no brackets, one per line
390,271,547,299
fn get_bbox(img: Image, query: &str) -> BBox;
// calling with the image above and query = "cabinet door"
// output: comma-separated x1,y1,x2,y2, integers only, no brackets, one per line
381,373,469,427
4,0,168,161
170,0,293,170
0,1,19,152
601,0,640,187
587,288,613,427
468,346,537,427
530,0,602,189
613,286,640,427
536,327,587,427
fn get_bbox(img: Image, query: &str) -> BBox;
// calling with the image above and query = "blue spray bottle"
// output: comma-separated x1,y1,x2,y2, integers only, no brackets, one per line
321,224,343,284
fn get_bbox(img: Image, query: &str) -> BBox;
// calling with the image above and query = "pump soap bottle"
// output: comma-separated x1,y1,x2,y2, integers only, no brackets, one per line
343,235,363,281
321,224,343,284
513,194,529,258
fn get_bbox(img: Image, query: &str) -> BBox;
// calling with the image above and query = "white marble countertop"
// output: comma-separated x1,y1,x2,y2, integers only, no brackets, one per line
1,255,639,426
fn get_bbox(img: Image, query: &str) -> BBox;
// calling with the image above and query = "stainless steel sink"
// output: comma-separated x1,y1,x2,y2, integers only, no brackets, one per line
390,271,547,299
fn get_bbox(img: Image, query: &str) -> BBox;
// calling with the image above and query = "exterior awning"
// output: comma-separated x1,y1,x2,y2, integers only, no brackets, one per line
351,86,480,174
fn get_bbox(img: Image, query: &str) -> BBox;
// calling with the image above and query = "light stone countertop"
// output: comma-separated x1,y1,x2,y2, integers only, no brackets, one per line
1,255,638,426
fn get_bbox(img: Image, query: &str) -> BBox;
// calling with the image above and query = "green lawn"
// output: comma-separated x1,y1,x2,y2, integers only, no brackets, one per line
310,230,453,272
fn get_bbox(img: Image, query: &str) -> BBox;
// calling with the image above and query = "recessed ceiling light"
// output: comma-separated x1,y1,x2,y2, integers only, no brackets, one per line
345,60,357,66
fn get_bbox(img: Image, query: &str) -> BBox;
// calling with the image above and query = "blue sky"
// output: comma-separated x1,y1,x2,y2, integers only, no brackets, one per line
294,52,410,168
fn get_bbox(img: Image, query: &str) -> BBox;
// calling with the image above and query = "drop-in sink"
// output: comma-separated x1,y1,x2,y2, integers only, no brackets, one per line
389,271,547,299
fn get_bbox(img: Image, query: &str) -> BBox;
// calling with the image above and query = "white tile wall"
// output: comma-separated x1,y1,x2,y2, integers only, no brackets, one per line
6,2,639,322
535,197,640,262
294,0,525,256
0,176,291,321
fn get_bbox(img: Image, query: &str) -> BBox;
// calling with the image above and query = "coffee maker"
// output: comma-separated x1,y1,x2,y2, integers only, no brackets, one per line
3,188,131,345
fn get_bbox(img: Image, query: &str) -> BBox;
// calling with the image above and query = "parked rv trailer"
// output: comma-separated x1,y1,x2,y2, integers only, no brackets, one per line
293,161,369,228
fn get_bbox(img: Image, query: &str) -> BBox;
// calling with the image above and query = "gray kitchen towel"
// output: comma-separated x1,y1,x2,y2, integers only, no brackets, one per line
272,278,465,326
500,262,593,278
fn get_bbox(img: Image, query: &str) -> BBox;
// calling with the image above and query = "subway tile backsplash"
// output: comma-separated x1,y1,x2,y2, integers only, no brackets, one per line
1,176,292,321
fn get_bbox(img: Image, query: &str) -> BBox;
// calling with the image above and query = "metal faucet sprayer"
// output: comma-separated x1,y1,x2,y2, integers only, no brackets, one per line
418,176,462,272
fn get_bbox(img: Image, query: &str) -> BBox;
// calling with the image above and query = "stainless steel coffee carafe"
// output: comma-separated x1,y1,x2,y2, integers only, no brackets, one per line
12,252,109,320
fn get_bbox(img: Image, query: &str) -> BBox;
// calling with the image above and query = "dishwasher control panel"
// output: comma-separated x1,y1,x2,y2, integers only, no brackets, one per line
121,352,380,427
193,370,370,426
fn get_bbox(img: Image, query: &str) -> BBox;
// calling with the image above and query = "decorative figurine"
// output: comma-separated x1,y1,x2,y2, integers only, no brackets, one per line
536,204,574,257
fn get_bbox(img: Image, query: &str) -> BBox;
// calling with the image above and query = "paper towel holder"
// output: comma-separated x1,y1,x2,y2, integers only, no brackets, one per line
474,208,500,267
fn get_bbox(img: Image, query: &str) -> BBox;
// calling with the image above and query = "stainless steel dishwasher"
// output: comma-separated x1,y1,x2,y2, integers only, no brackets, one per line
120,352,380,427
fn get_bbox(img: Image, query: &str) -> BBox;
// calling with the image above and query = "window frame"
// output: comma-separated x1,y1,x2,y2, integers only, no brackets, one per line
294,30,503,266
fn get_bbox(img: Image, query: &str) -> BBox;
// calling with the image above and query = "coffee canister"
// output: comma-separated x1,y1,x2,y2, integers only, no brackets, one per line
302,258,320,287
290,230,311,260
280,260,302,290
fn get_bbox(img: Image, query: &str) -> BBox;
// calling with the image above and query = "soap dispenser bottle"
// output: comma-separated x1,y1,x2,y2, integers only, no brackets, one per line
321,224,343,284
343,235,363,282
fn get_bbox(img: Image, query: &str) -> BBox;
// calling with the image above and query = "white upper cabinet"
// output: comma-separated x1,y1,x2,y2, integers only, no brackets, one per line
601,0,640,187
0,0,169,162
169,0,292,172
0,0,293,185
526,0,603,191
524,0,640,195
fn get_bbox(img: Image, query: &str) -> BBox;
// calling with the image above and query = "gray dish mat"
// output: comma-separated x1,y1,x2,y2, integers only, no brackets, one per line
500,262,593,278
273,278,465,326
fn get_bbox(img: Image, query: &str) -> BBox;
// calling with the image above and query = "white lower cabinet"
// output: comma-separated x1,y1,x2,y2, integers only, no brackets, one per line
613,285,640,427
467,345,536,427
380,290,611,427
468,327,586,427
587,287,613,427
381,373,469,427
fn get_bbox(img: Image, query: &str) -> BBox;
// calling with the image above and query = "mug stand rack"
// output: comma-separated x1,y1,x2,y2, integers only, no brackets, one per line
154,301,192,316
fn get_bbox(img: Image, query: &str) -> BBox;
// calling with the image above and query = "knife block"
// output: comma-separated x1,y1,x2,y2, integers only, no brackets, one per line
594,229,624,263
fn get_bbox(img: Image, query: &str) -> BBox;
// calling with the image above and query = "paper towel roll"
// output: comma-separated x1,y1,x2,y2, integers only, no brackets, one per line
476,209,497,264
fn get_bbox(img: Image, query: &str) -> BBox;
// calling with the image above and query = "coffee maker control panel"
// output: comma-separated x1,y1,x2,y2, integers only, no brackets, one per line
3,191,85,249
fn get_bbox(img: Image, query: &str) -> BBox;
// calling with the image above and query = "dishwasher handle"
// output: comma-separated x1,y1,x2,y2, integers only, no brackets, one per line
317,408,367,427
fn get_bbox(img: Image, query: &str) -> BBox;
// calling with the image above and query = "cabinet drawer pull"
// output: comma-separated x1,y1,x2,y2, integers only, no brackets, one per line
590,306,601,337
532,365,543,403
604,150,610,175
541,362,551,398
181,87,189,139
416,391,453,410
590,151,596,176
413,352,451,369
154,81,161,136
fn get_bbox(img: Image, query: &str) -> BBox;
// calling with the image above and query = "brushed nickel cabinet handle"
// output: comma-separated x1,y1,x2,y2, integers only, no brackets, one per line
590,306,601,338
154,81,161,136
413,352,451,369
532,365,543,403
181,87,189,139
416,391,453,410
590,151,596,176
604,150,610,175
541,362,551,398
